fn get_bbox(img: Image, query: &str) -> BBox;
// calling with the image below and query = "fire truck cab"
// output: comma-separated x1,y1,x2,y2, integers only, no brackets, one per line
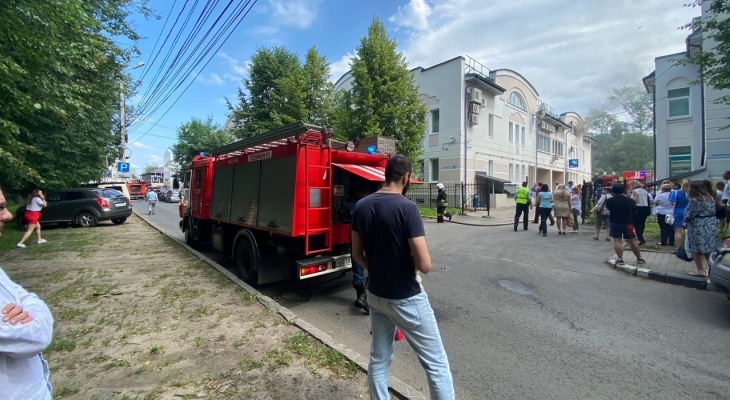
179,122,400,285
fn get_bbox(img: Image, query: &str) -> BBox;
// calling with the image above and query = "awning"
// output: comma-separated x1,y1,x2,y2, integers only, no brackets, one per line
333,163,421,183
646,168,707,187
475,171,510,183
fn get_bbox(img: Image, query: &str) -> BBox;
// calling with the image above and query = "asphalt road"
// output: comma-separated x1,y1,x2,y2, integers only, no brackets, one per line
139,202,730,400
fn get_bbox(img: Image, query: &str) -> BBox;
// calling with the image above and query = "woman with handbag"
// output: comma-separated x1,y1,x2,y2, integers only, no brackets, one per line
683,181,717,276
669,179,691,254
653,183,675,247
591,186,612,241
552,184,571,235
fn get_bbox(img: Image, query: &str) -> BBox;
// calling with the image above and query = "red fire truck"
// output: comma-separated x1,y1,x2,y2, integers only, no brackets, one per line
126,180,147,200
179,122,401,285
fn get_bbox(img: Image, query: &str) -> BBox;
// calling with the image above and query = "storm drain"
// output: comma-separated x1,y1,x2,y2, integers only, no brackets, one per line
430,262,451,272
271,288,315,306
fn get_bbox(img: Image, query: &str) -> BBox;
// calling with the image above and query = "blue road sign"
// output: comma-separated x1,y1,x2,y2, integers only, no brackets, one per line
117,162,130,173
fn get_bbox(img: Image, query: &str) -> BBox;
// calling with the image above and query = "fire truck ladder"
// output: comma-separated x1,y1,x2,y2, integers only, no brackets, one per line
304,144,332,255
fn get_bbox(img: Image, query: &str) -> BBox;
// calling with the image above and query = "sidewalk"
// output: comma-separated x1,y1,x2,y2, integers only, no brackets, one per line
605,248,709,290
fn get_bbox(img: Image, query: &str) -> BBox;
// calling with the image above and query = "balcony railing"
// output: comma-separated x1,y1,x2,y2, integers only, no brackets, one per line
464,55,496,83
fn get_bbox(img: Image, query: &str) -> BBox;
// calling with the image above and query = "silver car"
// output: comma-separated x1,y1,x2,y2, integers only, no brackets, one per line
709,237,730,301
165,190,180,203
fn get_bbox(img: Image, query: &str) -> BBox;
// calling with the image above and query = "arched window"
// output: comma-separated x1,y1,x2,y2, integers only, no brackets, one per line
507,91,527,111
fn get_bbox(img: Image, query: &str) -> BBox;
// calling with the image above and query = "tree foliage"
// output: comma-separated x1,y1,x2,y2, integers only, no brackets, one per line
331,17,428,162
0,0,151,195
588,86,654,174
227,46,333,138
171,116,234,167
679,1,730,110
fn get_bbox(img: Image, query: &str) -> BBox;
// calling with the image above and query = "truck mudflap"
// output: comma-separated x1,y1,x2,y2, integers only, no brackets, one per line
297,254,352,280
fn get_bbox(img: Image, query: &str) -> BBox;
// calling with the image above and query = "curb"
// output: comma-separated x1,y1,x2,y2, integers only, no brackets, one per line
133,211,426,400
423,215,514,227
604,258,710,290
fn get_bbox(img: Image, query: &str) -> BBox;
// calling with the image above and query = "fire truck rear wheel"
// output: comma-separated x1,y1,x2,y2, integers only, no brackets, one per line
184,220,198,248
235,238,258,285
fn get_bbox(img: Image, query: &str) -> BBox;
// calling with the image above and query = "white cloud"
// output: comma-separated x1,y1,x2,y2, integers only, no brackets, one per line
146,154,163,163
329,52,356,83
392,0,698,114
248,25,279,36
389,0,432,31
130,141,156,150
266,0,319,29
217,52,248,82
197,72,225,85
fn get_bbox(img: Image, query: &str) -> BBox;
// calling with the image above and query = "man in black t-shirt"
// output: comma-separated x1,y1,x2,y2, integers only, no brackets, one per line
605,183,644,266
351,155,454,400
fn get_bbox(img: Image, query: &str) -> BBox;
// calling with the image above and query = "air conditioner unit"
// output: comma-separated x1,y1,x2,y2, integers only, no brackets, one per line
469,114,480,125
552,154,559,161
481,97,487,107
537,103,546,118
471,103,480,114
469,88,483,104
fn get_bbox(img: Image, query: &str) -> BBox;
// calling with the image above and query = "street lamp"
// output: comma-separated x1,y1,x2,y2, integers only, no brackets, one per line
120,61,145,164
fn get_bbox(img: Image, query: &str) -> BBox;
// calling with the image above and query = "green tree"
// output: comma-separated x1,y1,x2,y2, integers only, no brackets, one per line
608,85,653,134
678,0,730,125
227,46,307,138
302,46,334,127
171,116,235,167
612,133,654,172
332,17,427,161
0,0,152,195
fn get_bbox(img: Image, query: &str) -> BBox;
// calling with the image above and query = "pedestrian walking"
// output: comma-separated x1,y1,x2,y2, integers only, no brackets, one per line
514,182,531,231
683,181,717,276
605,183,645,266
716,180,727,234
0,186,55,400
146,188,158,215
532,182,543,224
350,155,454,400
723,170,730,237
346,179,370,311
653,184,675,247
17,189,48,248
552,184,571,235
591,186,612,241
669,179,691,254
570,187,581,233
629,180,653,246
435,183,451,223
538,183,553,236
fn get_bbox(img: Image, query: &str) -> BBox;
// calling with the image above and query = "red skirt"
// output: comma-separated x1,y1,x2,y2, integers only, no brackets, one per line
24,210,42,224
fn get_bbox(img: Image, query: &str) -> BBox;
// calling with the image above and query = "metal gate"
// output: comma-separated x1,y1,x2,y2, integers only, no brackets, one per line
405,182,491,214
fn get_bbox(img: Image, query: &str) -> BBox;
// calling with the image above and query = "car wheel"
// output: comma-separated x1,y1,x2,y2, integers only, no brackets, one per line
77,212,97,227
16,213,28,231
235,238,258,285
111,217,127,225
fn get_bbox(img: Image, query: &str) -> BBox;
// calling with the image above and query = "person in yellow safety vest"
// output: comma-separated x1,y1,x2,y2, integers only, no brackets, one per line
514,181,532,231
436,183,452,223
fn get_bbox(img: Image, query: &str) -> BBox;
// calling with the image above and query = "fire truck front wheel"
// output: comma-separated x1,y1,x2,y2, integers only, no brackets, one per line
184,219,198,248
235,238,258,285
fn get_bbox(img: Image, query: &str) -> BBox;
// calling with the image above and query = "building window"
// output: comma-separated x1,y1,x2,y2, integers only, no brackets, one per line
509,163,513,182
552,140,564,157
510,122,526,145
668,146,691,176
431,159,439,181
488,114,494,137
488,160,494,176
521,165,526,183
430,109,440,133
668,87,690,118
507,91,527,111
537,134,550,153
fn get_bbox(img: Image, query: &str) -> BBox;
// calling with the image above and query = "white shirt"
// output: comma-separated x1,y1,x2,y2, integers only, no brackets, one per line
570,194,580,210
723,181,730,203
0,268,53,400
633,188,652,207
26,197,44,212
653,192,674,215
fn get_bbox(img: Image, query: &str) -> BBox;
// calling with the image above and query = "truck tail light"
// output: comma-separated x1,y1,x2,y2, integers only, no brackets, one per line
300,263,329,277
96,198,109,209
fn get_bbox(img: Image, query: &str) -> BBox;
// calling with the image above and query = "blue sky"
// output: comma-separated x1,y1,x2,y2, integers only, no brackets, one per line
123,0,699,176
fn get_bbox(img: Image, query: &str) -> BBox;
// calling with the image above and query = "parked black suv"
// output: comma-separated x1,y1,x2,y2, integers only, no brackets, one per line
16,188,132,229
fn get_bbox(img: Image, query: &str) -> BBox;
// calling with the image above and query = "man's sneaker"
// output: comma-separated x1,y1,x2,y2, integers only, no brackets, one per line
615,259,625,266
37,239,48,244
16,243,26,248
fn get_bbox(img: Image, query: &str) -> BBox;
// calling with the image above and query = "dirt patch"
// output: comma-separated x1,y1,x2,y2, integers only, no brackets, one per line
0,215,370,399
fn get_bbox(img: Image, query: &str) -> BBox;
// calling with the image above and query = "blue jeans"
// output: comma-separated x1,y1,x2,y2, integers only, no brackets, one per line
367,291,454,400
352,259,364,286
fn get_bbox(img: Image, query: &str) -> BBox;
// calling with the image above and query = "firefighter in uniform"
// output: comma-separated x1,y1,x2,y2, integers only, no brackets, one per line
514,181,531,231
436,183,452,223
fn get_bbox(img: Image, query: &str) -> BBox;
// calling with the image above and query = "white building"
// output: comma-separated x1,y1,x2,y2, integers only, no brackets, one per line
333,56,593,205
162,148,180,189
643,2,730,183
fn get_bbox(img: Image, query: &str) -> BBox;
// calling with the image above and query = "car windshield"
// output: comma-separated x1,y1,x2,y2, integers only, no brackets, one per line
100,189,125,198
